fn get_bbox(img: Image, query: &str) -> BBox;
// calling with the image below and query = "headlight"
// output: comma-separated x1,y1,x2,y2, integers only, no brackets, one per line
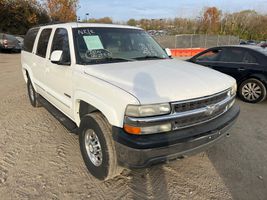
229,83,237,96
125,103,171,117
226,83,237,110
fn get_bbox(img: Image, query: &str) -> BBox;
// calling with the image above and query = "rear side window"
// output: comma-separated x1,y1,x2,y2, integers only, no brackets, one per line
23,28,39,52
50,28,70,64
243,51,257,64
5,34,16,41
220,48,245,63
36,29,52,58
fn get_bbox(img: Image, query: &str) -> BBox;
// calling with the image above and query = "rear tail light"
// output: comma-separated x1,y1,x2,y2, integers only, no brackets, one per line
3,39,8,45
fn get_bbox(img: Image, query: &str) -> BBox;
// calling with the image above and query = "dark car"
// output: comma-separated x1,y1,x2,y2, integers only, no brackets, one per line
188,45,267,103
0,33,21,52
259,42,267,48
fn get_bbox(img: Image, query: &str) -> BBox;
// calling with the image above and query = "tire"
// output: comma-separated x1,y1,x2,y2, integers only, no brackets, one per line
27,79,42,107
79,113,122,180
238,78,267,103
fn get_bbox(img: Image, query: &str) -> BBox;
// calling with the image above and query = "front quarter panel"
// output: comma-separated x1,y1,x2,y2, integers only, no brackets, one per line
73,67,140,127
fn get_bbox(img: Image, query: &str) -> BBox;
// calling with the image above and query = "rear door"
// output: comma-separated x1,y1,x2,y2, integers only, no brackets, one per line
238,49,264,81
214,47,249,82
44,28,73,118
31,28,52,96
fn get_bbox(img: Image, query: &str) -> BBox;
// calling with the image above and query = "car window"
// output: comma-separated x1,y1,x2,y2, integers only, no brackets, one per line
36,28,52,58
219,48,245,63
23,28,40,52
243,51,258,64
195,49,222,62
73,27,168,65
5,34,16,41
50,28,70,64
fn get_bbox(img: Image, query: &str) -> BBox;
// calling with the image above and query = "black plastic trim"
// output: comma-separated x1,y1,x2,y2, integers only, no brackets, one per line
112,104,240,168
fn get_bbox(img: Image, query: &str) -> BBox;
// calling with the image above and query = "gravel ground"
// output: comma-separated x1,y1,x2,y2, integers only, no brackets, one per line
0,53,266,200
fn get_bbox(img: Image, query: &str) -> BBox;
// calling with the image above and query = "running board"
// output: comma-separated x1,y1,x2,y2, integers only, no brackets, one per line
38,96,79,134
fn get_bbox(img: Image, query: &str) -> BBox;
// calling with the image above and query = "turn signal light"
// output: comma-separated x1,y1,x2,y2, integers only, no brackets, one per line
123,124,141,135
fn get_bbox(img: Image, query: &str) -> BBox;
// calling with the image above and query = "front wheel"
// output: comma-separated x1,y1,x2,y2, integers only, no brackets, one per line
238,78,267,103
79,113,122,180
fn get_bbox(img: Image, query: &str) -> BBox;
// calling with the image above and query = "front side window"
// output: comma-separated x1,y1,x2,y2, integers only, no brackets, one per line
196,49,222,62
73,27,168,64
51,28,70,64
36,28,52,58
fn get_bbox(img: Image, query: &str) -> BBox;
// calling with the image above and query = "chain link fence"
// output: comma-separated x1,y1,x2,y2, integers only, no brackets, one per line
154,34,240,49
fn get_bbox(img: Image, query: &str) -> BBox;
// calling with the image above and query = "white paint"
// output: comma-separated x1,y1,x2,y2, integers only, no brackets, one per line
21,23,236,128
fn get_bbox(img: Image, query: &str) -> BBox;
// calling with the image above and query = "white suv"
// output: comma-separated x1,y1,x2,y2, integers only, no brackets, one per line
21,23,240,180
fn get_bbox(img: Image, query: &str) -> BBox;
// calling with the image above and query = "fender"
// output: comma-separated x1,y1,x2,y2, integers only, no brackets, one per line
73,89,133,128
21,63,38,90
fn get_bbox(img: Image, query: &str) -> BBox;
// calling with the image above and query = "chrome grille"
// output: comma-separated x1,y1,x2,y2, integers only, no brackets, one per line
171,89,234,130
173,90,229,113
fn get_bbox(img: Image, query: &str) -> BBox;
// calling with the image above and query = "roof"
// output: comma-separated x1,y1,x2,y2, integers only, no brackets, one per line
212,45,267,56
35,22,142,30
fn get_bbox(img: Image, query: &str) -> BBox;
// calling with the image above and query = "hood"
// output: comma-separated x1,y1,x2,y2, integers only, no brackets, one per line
83,59,236,104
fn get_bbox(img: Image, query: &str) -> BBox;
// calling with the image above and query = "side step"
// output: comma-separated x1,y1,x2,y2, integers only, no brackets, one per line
38,96,79,134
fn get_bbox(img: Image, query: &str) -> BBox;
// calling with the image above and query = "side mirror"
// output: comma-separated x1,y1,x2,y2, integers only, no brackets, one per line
188,57,196,62
51,50,63,64
165,48,172,58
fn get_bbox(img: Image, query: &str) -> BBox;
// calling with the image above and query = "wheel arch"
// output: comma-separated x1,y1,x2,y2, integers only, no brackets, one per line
21,65,37,90
73,91,122,128
238,74,267,88
249,74,267,88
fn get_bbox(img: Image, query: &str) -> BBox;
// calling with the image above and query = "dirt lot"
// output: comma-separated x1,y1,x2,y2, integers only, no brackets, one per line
0,53,266,200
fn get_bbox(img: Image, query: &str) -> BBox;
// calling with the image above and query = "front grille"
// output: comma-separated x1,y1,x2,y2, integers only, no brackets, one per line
172,89,232,130
174,90,229,113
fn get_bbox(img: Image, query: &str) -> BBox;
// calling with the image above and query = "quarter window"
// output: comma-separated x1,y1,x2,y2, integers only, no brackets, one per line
36,29,52,58
50,28,70,64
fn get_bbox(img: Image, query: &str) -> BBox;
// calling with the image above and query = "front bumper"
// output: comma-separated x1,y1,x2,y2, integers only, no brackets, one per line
112,104,240,168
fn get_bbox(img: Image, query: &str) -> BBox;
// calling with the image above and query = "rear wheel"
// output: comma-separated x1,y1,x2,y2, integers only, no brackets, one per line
238,78,267,103
27,79,41,107
79,113,122,180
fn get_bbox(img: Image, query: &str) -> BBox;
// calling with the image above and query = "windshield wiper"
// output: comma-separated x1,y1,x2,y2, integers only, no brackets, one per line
105,57,134,62
80,57,134,65
133,55,167,60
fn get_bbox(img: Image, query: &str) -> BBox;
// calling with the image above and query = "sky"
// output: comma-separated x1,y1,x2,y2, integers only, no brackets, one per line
77,0,267,21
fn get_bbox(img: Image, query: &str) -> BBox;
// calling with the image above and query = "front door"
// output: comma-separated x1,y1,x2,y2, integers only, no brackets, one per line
44,28,73,118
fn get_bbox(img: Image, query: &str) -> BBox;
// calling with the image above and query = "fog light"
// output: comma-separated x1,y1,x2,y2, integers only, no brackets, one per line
124,123,172,135
140,123,172,134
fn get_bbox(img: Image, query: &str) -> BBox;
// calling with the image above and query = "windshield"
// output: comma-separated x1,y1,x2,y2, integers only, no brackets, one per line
73,27,168,64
